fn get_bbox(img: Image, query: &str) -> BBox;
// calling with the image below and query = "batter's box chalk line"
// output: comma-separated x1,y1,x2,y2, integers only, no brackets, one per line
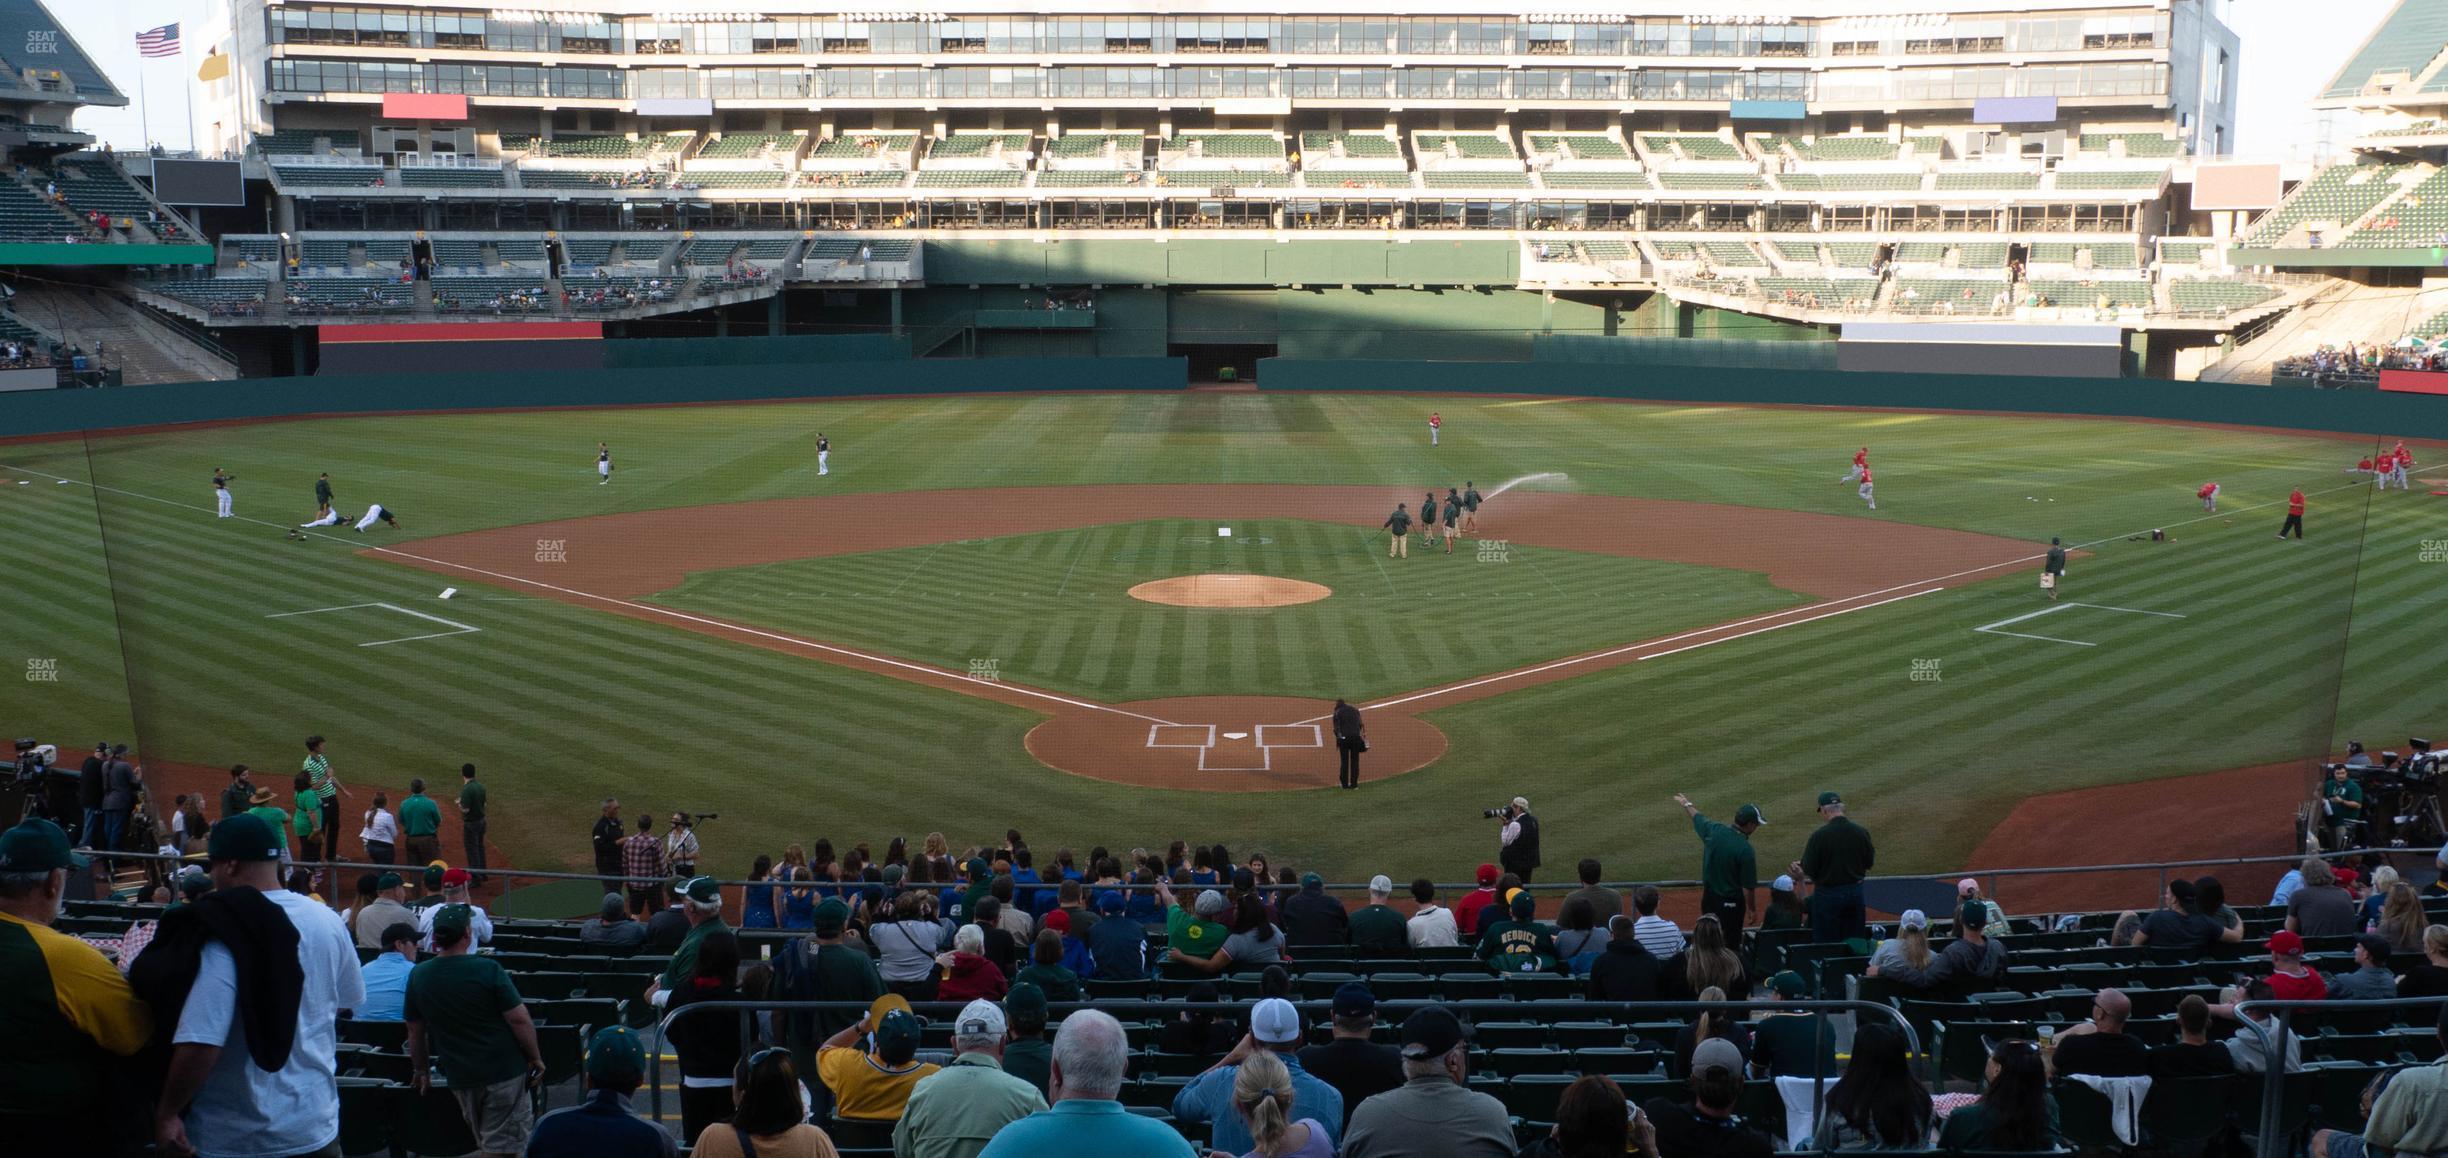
266,601,482,648
1143,721,1325,771
1972,600,2185,648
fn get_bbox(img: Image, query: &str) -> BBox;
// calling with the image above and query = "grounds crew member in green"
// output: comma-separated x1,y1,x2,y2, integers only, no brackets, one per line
407,903,545,1157
2041,537,2067,602
400,776,443,865
1674,793,1764,930
0,817,155,1153
647,876,731,1007
1790,791,1874,945
458,762,487,878
1383,503,1412,558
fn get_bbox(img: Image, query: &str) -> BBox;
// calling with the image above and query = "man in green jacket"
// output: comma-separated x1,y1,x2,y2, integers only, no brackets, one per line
1383,503,1412,558
1674,794,1764,931
400,777,443,865
1475,892,1559,974
651,876,730,997
1347,875,1409,957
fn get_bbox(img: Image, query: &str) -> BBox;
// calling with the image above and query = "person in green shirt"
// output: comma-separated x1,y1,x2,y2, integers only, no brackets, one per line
1675,793,1765,931
302,735,340,863
1155,879,1227,977
774,897,884,1079
399,777,442,866
457,763,488,878
957,857,993,923
1347,875,1409,956
243,788,293,864
289,774,322,870
1475,892,1559,974
2323,764,2366,849
410,863,449,909
1382,503,1412,558
1747,971,1838,1079
406,904,544,1158
1011,929,1082,1003
999,982,1054,1097
652,876,732,997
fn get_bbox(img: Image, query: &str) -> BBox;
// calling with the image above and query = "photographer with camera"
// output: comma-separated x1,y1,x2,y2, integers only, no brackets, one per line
1487,797,1541,884
2322,764,2365,852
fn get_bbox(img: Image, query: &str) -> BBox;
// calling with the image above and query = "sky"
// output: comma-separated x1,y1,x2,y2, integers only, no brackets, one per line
37,0,2418,163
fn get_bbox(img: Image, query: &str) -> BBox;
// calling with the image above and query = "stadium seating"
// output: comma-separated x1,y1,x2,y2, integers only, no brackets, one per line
399,167,506,189
698,133,801,159
929,132,1032,159
2054,169,2167,191
0,181,80,241
813,132,921,160
1034,171,1148,188
675,170,795,188
1648,240,1699,261
1573,240,1634,261
494,240,545,264
286,278,413,311
1701,241,1766,268
809,238,915,261
1156,169,1291,188
914,170,1028,188
733,239,801,262
1656,171,1766,191
297,239,356,270
362,239,411,266
2336,167,2448,247
1047,131,1145,160
432,276,553,313
1755,277,1881,309
226,237,281,264
1536,172,1653,191
1906,134,1947,157
252,130,329,156
1895,277,2008,315
1163,132,1285,161
1413,133,1515,161
2169,278,2281,315
151,278,271,313
1771,135,1902,162
1936,171,2041,190
1300,131,1402,160
428,240,486,270
2030,241,2141,269
2026,278,2154,310
1302,169,1409,190
1824,242,1885,268
273,164,386,188
1524,133,1628,161
798,170,911,188
518,170,668,191
1776,172,1922,192
1419,171,1531,189
2080,132,2183,157
535,135,655,159
2246,163,2409,244
2160,239,2213,265
1640,133,1745,162
559,239,619,267
1768,238,1821,263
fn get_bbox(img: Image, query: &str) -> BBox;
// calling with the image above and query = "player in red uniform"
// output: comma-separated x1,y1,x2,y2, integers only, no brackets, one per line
1857,463,1876,510
1428,411,1441,447
2278,489,2305,539
2197,482,2219,512
2394,442,2414,489
1845,446,1868,483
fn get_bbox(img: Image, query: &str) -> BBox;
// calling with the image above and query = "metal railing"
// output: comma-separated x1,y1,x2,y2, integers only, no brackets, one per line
651,996,1915,1130
2229,996,2448,1158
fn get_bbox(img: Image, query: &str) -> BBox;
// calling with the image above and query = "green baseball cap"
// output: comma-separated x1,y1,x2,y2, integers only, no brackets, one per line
1817,791,1843,809
873,1009,921,1063
432,903,474,939
375,872,403,890
205,814,284,863
680,876,719,904
423,864,447,889
585,1025,647,1085
1769,971,1809,998
1005,980,1048,1028
812,897,850,934
1735,804,1767,826
0,818,85,872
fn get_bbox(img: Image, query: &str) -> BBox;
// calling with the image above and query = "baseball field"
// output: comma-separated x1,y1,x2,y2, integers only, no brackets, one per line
5,390,2441,899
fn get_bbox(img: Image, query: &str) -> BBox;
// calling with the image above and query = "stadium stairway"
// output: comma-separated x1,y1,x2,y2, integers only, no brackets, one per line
2201,279,2436,384
11,280,239,384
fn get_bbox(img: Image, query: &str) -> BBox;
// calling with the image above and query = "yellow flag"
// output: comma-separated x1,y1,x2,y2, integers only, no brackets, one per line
196,52,229,83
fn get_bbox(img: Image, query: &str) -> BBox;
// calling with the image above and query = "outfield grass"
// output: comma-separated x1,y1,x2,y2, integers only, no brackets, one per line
3,392,2439,888
648,518,1804,701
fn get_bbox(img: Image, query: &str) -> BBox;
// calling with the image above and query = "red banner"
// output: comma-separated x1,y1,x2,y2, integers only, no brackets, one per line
380,93,469,121
2379,369,2448,395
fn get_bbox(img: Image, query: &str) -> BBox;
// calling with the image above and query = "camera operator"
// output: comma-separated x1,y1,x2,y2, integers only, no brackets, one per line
1486,796,1541,883
2323,763,2365,851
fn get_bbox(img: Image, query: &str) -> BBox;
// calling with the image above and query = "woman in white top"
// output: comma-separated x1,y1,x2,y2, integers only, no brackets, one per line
872,889,951,1001
360,792,398,866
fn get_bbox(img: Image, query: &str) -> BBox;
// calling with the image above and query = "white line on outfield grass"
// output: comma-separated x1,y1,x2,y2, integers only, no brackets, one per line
1,464,1182,728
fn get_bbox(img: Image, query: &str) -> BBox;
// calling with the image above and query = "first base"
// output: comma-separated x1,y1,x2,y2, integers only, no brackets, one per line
439,588,458,600
1217,526,1232,537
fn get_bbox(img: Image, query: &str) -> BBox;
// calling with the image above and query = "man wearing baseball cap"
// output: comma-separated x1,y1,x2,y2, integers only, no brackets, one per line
1085,891,1148,982
1748,971,1838,1079
896,997,1048,1158
1451,863,1503,937
151,813,364,1158
1299,982,1403,1129
772,896,884,1078
1343,1005,1512,1158
1791,790,1874,944
354,871,415,949
2261,929,2329,1001
1173,996,1345,1153
0,817,153,1152
1676,793,1766,931
415,866,495,952
525,1025,675,1158
1348,875,1408,957
648,875,729,1004
816,993,940,1123
407,903,545,1157
1642,1037,1775,1158
1281,872,1350,948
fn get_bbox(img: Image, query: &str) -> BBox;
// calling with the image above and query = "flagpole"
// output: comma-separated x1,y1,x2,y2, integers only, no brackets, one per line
135,60,150,152
181,44,195,153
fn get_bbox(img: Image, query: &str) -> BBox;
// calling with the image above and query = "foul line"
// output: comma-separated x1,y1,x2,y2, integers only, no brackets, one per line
2,464,1180,728
1973,600,2186,649
266,600,481,647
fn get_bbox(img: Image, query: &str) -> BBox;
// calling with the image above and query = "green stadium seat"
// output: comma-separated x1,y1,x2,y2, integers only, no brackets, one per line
337,1078,398,1156
394,1084,482,1156
1491,1048,1573,1078
1507,1073,1577,1121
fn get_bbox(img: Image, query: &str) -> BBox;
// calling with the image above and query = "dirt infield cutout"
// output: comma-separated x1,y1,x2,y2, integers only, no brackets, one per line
375,485,2050,792
1128,574,1332,608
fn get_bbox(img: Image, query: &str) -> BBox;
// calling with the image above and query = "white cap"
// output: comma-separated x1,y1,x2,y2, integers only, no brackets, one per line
1900,908,1928,930
956,999,1007,1038
1369,874,1393,895
1772,874,1796,892
1251,998,1302,1044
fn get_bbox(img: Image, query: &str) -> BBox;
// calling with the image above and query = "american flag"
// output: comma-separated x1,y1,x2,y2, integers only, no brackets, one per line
136,23,180,58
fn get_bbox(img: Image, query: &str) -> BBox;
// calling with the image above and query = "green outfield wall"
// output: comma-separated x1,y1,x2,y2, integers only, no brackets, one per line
4,352,2442,440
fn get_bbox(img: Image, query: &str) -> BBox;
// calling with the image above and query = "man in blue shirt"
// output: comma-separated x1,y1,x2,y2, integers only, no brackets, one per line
526,1025,676,1158
978,1010,1195,1158
1171,998,1345,1153
356,922,419,1021
1086,892,1147,981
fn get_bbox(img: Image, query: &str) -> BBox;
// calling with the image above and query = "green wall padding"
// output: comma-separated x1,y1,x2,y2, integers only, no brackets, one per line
602,333,908,368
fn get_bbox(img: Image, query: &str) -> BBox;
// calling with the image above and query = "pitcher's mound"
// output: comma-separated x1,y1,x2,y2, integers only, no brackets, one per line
1129,574,1330,608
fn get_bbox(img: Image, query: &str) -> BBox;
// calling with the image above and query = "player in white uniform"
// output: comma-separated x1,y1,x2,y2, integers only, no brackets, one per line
298,508,349,528
817,433,830,476
354,504,400,532
212,467,235,518
598,442,612,484
1858,463,1876,510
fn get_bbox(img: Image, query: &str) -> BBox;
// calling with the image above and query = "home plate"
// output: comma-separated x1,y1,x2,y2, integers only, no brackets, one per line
1223,731,1250,740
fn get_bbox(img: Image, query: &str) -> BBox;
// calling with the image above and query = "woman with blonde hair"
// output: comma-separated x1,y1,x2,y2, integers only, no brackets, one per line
2400,925,2448,997
1664,914,1751,1000
1865,909,1934,981
1221,1049,1333,1158
1671,985,1752,1078
2379,884,2428,953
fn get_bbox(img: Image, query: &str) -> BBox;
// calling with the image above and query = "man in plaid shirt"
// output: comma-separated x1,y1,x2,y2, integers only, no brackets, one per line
621,815,663,917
